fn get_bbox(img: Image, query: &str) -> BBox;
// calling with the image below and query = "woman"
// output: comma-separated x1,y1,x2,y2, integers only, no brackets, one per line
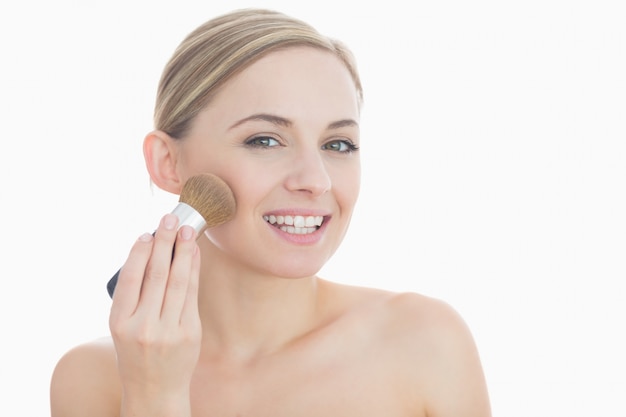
51,8,491,416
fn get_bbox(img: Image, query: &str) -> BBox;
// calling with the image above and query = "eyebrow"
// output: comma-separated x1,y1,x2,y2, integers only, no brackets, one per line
229,113,358,131
327,119,359,130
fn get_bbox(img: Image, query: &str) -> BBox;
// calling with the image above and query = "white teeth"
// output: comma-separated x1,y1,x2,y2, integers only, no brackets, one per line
280,226,317,234
264,215,324,233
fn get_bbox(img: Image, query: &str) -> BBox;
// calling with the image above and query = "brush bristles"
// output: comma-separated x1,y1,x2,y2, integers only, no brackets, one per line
179,174,236,228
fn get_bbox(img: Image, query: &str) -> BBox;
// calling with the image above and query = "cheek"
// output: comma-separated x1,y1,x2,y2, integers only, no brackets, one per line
179,150,251,200
332,162,361,207
178,148,220,182
223,165,271,202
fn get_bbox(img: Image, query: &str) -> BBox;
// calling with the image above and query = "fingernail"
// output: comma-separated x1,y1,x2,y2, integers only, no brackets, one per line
163,214,177,230
180,225,193,241
138,232,153,242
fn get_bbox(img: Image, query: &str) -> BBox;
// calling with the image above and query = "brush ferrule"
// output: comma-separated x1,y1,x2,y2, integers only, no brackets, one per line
172,202,208,235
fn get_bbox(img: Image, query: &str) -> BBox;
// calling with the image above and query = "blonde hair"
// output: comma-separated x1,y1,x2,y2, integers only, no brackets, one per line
154,8,363,139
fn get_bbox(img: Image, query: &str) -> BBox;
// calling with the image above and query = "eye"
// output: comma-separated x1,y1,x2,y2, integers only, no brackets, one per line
322,139,360,153
245,135,281,148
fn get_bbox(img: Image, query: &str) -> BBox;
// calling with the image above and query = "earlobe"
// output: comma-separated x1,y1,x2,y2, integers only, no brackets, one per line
143,130,184,194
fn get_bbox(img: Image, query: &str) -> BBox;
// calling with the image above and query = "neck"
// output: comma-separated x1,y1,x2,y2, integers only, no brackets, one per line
195,242,321,361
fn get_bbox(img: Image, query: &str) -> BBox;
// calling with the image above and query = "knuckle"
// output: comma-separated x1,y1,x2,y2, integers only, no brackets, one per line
109,321,132,341
144,266,168,283
131,322,164,348
135,330,158,348
167,275,188,291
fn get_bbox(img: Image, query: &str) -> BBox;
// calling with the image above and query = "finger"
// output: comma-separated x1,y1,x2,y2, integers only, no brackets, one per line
180,237,201,326
109,232,154,322
136,213,179,315
160,225,197,322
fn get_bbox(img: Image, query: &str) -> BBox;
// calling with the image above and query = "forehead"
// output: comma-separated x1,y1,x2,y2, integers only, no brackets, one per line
203,47,360,125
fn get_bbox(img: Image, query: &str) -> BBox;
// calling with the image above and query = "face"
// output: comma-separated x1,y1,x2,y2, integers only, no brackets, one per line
176,47,361,279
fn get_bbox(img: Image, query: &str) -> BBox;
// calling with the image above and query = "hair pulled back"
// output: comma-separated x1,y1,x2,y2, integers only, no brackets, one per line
155,8,363,139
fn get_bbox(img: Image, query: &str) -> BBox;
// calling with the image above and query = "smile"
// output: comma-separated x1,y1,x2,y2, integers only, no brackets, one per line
263,215,324,235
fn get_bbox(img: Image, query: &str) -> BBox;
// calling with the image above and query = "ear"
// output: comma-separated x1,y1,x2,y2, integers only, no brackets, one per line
143,130,184,194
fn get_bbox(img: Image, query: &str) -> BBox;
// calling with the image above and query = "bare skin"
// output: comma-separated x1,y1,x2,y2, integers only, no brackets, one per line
52,280,489,416
50,47,491,416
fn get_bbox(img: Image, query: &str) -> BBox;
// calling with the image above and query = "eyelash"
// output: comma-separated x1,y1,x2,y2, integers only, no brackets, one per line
244,136,360,154
244,136,280,148
322,139,360,153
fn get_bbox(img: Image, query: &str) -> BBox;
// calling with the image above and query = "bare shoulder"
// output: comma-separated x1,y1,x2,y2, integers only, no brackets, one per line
322,281,471,339
50,337,121,417
381,291,492,417
382,291,474,343
322,282,492,417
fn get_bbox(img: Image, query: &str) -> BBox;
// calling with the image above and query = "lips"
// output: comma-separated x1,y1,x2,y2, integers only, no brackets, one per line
263,214,324,235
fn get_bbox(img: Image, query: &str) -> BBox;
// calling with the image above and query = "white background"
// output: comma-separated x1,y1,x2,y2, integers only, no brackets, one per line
1,0,624,415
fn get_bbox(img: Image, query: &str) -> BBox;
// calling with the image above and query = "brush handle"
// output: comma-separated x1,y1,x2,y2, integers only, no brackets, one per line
107,203,207,298
107,267,124,298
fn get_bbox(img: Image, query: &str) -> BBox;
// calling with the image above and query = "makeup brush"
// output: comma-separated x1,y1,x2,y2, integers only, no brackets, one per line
106,173,236,298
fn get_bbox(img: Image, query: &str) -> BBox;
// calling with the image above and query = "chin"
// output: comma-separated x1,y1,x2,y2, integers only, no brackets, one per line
264,258,328,280
271,266,323,280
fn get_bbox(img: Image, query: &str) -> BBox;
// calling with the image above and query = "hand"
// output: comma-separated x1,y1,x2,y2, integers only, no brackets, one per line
109,214,202,415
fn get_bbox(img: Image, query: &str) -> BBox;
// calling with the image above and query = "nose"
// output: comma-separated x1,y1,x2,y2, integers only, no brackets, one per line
284,149,332,197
